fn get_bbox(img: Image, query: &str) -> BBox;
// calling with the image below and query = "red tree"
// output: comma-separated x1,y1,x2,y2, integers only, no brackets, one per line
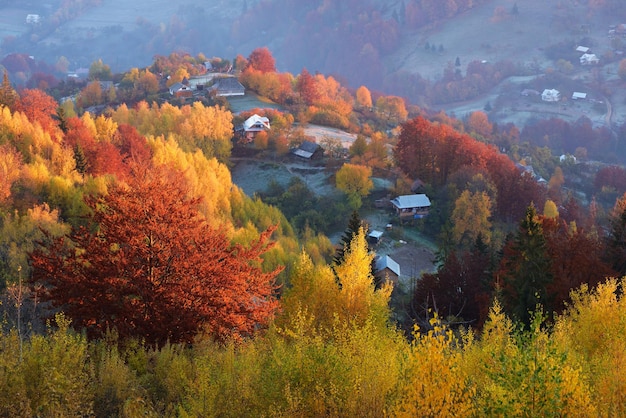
116,124,152,165
246,47,276,73
30,164,281,345
594,166,626,194
15,89,59,136
543,217,615,312
296,68,319,105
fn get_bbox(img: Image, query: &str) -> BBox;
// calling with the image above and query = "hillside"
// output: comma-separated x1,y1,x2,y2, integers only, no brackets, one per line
4,1,622,84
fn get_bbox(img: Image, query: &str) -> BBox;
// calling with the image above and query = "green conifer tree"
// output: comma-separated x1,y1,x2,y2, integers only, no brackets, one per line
0,71,17,109
605,207,626,276
501,204,552,326
333,210,364,267
73,144,89,178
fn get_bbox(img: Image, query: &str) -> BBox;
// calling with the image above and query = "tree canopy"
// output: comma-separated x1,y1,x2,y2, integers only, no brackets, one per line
30,164,282,345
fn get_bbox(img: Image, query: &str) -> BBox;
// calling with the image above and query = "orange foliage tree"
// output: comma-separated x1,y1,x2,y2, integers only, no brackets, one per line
30,164,282,345
0,143,22,205
15,89,60,137
246,47,276,73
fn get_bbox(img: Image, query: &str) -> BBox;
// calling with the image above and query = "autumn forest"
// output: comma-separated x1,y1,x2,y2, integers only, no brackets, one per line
1,40,626,416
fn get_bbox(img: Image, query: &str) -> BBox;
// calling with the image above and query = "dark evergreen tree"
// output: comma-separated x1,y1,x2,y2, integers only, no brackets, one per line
0,70,17,109
55,106,69,133
333,210,363,267
73,144,89,178
331,210,382,287
499,204,552,326
605,207,626,276
512,2,519,16
455,56,461,67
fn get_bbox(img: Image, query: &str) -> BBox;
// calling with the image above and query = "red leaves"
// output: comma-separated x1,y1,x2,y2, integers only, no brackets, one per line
30,164,281,346
15,89,59,136
246,47,276,74
395,116,546,222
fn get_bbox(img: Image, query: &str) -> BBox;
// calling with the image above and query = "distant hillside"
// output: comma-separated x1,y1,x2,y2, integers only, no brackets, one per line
1,0,625,104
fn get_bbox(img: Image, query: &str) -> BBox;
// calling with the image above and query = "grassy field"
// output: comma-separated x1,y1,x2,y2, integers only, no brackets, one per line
227,94,283,114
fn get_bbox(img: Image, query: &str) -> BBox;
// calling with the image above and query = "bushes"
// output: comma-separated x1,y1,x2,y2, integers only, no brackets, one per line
1,280,625,415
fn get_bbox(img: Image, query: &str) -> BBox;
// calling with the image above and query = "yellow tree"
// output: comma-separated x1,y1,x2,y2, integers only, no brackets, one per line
166,68,190,87
93,114,118,142
543,199,559,219
393,317,475,417
148,136,234,227
277,251,340,337
451,190,492,247
375,95,408,124
0,143,22,204
279,228,391,336
335,163,374,209
466,301,596,416
355,85,373,109
334,228,392,328
0,203,69,287
137,70,159,96
553,279,626,416
466,110,493,139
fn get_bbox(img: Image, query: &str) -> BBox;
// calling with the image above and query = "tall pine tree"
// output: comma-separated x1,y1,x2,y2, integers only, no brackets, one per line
0,71,17,109
499,204,552,326
333,210,363,267
605,205,626,276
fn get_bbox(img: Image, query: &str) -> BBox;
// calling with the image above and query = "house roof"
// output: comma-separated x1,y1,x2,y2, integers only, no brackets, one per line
243,114,270,131
542,88,559,95
169,82,189,92
541,89,560,101
576,46,590,53
390,194,431,210
375,255,400,277
213,77,245,96
292,140,320,159
580,53,599,62
572,92,587,99
368,230,383,240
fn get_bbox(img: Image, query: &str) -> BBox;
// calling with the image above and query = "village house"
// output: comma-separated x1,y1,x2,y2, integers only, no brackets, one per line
26,14,40,24
541,89,560,102
187,74,217,90
211,77,245,97
292,140,323,160
580,53,599,65
572,92,587,100
575,45,590,53
367,230,384,245
374,255,401,285
236,114,270,142
169,81,192,98
390,194,431,220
